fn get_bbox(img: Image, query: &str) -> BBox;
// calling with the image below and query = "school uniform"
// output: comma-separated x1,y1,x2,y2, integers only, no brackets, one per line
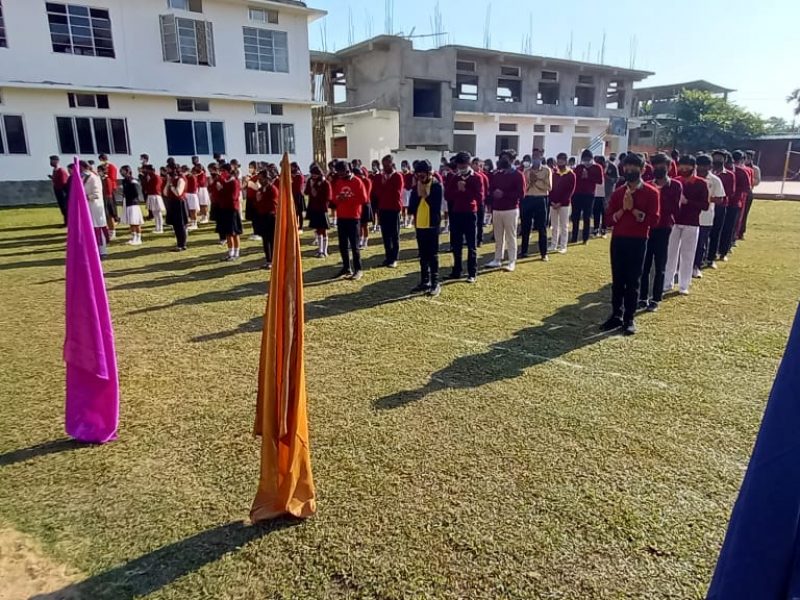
83,171,108,254
665,175,710,294
706,170,733,263
721,166,751,258
196,170,210,208
408,179,443,289
291,172,306,227
374,170,404,264
601,162,619,234
549,169,577,252
353,171,373,226
164,175,189,249
739,163,761,239
185,173,200,212
121,179,144,226
520,165,552,258
305,177,332,231
605,181,660,324
215,176,243,238
52,166,69,224
571,162,603,244
144,173,166,232
101,162,119,222
640,178,681,305
490,168,526,265
475,169,490,246
735,165,755,240
402,171,414,209
253,182,278,263
444,168,483,279
331,175,366,274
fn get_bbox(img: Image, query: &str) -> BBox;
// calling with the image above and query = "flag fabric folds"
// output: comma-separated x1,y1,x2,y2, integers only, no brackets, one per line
251,153,316,522
707,305,800,599
64,157,119,444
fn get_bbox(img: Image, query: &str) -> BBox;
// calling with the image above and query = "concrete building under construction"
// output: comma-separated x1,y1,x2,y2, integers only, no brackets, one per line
310,35,653,165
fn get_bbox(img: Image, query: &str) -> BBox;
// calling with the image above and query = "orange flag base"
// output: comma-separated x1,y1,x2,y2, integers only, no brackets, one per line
250,153,317,523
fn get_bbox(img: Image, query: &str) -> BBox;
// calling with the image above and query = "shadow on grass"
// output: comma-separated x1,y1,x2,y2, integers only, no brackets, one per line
190,271,420,343
0,439,85,467
374,285,615,410
31,519,302,600
0,223,62,233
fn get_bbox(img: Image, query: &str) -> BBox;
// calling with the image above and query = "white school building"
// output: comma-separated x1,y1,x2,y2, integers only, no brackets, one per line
0,0,324,204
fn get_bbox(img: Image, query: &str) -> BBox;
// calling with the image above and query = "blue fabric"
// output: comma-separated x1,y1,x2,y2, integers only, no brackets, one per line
708,305,800,599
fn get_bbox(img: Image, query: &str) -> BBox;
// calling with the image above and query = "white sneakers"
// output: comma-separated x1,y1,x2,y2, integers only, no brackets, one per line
486,260,502,269
505,262,516,272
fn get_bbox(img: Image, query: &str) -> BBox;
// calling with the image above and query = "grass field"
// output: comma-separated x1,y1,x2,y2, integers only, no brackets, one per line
0,202,798,600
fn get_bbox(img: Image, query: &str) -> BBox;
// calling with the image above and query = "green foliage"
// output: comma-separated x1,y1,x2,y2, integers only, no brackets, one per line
659,90,765,152
764,116,799,134
787,89,800,116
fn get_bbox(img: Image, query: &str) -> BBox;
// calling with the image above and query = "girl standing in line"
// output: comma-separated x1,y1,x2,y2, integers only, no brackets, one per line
305,163,332,258
120,165,144,245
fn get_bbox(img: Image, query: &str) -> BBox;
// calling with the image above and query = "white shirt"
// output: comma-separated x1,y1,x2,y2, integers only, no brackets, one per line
82,171,107,228
700,172,725,227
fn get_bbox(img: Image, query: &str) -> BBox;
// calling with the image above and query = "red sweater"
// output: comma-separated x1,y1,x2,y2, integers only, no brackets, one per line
573,163,604,196
476,170,489,205
255,183,279,215
490,169,526,211
374,171,404,211
305,178,331,213
165,175,186,201
52,167,69,191
143,173,162,196
550,169,577,206
675,175,710,226
653,178,682,229
732,165,752,208
354,171,372,199
186,174,198,194
196,171,208,188
103,163,118,191
606,182,660,238
220,177,241,211
444,170,483,214
292,173,305,196
402,171,414,191
715,169,736,207
643,163,655,182
668,161,678,179
331,176,366,219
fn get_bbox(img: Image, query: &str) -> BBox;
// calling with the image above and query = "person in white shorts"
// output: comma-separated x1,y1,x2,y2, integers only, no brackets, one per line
401,160,413,228
81,160,109,256
120,165,144,245
194,164,211,223
182,165,200,230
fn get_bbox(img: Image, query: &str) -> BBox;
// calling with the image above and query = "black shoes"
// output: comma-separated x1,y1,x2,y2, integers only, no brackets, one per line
412,282,431,293
600,316,624,332
637,300,648,310
647,301,659,313
429,283,442,297
623,321,637,336
446,271,462,281
335,268,353,279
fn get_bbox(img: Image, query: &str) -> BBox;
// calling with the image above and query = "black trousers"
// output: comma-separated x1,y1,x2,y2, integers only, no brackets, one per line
450,212,477,278
416,228,440,285
593,196,607,232
695,226,711,269
707,205,727,262
520,196,549,258
54,188,68,224
337,218,361,273
610,236,647,323
254,213,276,263
740,192,754,239
720,205,741,258
476,204,485,247
571,193,594,244
640,227,671,303
379,209,401,263
173,222,187,249
293,192,305,228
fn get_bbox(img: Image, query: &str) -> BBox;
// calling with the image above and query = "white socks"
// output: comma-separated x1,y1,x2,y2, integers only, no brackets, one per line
321,237,328,256
154,212,163,233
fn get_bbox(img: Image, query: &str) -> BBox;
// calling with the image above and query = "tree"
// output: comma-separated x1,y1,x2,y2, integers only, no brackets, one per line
787,89,800,116
659,90,765,152
764,116,799,134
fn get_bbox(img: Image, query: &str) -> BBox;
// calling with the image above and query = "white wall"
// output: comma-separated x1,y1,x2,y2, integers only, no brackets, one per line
0,88,312,180
0,0,316,103
456,113,608,160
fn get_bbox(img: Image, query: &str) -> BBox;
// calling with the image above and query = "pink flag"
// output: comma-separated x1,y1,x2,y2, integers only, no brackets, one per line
64,157,119,444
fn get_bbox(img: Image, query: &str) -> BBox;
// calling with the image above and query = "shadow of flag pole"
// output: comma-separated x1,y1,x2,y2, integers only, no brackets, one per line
707,304,800,599
250,153,316,523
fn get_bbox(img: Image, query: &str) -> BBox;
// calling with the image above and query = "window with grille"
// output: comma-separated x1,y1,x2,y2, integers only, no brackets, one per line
164,119,225,155
56,116,129,154
249,7,278,24
244,122,295,154
68,93,110,108
533,124,546,133
541,70,558,81
497,79,521,103
499,123,517,132
243,26,288,72
454,74,478,101
0,115,28,154
456,60,476,72
500,66,520,77
46,3,115,57
454,121,474,131
160,14,215,66
0,1,7,48
176,98,210,112
254,102,284,115
574,125,590,134
168,0,202,12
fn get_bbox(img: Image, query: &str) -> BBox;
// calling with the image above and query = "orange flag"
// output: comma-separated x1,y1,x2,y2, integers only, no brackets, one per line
251,153,316,522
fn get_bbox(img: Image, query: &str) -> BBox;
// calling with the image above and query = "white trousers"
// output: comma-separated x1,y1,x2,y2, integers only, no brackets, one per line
493,208,519,262
549,205,570,250
665,224,700,293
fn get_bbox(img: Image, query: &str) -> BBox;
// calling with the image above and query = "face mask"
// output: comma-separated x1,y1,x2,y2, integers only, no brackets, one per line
625,172,641,183
679,168,693,177
557,162,567,169
653,167,668,179
532,159,542,168
712,161,724,170
498,160,511,170
582,160,592,167
522,161,531,169
458,167,470,176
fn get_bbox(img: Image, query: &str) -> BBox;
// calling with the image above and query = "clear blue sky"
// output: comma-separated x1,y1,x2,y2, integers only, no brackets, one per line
309,0,799,122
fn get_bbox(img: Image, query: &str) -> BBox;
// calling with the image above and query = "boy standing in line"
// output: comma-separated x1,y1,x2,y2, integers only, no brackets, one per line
571,149,603,245
444,152,483,283
408,160,443,297
374,155,404,268
602,154,660,335
330,161,366,280
549,153,576,254
520,147,552,261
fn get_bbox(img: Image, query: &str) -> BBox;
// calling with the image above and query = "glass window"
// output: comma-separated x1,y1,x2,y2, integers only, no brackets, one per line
177,98,195,111
0,1,7,48
47,3,115,58
245,122,271,154
249,8,278,24
164,119,224,155
160,15,215,66
242,26,288,73
56,116,130,155
0,115,28,154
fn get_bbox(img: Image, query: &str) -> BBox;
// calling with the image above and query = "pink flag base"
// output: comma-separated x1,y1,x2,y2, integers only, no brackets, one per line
65,365,118,444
